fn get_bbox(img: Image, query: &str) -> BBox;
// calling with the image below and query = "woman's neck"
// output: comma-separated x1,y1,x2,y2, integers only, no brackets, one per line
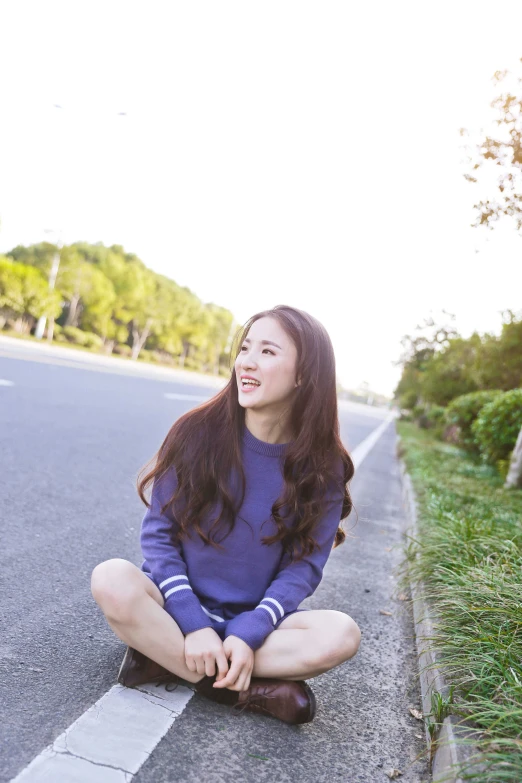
244,411,294,445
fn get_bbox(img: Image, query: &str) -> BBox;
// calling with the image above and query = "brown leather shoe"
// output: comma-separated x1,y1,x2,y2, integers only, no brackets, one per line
117,646,180,691
194,674,316,724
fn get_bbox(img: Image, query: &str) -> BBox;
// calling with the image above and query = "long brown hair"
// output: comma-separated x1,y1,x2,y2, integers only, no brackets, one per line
137,305,356,561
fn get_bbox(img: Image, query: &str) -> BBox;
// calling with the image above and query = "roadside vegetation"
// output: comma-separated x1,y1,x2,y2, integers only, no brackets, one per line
396,423,522,781
394,60,522,779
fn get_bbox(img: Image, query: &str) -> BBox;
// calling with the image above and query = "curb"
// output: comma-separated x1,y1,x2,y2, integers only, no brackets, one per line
396,435,485,783
0,334,226,389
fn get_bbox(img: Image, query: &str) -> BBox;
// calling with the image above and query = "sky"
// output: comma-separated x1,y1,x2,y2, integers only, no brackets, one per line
1,1,522,398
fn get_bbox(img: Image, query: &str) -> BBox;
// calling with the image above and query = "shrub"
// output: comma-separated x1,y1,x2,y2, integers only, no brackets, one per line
82,331,103,350
113,343,132,357
442,424,461,445
61,326,103,350
137,348,154,363
152,349,175,365
62,326,89,345
445,390,504,455
471,389,522,469
425,405,446,425
414,405,446,432
424,405,447,439
183,356,200,371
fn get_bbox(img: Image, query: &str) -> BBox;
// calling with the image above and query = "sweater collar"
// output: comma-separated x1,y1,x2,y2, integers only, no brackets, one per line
242,424,291,457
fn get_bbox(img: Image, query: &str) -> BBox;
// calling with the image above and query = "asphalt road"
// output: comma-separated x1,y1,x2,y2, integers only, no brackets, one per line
0,340,429,783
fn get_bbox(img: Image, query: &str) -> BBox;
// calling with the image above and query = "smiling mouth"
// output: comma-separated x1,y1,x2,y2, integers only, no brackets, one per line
240,379,261,390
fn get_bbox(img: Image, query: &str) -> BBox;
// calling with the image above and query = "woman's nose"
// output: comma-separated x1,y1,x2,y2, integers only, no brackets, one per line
241,355,257,369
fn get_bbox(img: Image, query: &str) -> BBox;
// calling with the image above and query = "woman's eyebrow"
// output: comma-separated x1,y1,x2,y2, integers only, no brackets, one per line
243,338,282,350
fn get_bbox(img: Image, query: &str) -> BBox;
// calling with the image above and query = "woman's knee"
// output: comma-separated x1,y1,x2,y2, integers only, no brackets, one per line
331,614,361,664
309,614,361,670
341,615,361,659
90,558,146,623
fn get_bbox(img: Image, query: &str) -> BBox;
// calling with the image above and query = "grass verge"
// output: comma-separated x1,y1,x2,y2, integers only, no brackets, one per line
396,421,522,782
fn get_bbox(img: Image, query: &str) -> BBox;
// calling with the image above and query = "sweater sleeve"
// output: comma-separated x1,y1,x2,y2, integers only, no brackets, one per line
140,466,213,636
225,487,344,651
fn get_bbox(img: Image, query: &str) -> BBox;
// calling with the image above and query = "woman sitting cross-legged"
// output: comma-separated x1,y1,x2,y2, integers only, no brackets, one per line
91,304,361,725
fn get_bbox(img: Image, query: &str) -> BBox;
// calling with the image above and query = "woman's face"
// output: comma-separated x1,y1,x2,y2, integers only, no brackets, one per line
235,316,300,410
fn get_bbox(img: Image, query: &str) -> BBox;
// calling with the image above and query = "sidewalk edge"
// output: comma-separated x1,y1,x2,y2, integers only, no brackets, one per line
396,435,486,783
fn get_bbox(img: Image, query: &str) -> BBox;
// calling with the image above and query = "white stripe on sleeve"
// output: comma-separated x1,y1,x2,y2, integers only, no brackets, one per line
260,597,284,618
256,603,277,624
164,584,193,599
159,575,189,589
201,605,226,623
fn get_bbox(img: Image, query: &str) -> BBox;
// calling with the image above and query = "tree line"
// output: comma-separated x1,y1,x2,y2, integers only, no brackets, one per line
394,309,522,411
0,241,236,375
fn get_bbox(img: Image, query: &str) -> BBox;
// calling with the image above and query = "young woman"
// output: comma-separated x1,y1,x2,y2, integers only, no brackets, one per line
91,305,360,725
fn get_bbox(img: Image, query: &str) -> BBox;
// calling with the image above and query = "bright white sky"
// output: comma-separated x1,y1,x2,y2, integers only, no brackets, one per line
1,1,522,397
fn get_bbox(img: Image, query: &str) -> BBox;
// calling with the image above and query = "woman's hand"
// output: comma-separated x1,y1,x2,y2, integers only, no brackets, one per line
212,635,254,692
184,627,229,679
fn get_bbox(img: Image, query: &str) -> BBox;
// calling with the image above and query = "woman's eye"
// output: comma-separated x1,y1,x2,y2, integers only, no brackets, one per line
240,346,273,355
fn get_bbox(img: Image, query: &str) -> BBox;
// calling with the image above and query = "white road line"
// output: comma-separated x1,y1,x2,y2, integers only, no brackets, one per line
164,392,209,401
0,379,14,386
12,682,195,782
350,411,396,471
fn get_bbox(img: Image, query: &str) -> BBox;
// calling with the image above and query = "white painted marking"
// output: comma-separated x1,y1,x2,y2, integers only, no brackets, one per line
11,682,194,782
0,379,14,386
164,392,208,401
350,411,396,471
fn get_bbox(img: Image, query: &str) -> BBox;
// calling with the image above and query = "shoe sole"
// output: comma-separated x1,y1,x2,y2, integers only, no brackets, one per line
117,646,134,686
302,682,317,723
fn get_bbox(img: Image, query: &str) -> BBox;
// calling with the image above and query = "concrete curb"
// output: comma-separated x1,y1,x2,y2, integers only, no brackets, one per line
396,435,486,783
0,334,227,389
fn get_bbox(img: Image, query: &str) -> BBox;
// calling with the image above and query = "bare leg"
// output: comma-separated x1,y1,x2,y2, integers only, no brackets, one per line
252,610,361,681
91,558,204,685
91,561,361,687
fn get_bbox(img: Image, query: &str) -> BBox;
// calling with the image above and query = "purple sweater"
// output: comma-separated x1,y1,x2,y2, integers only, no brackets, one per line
140,424,344,651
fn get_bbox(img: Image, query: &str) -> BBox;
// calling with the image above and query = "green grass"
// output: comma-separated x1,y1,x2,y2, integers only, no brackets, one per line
397,422,522,782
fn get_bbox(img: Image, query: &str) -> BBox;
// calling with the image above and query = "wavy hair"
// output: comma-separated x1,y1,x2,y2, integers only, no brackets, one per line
137,305,356,561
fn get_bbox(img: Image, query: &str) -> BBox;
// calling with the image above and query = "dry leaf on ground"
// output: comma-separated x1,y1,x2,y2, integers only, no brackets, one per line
385,768,403,779
379,609,393,616
409,707,423,720
397,593,408,601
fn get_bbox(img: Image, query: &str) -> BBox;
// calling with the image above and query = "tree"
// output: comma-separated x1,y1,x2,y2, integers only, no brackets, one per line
0,257,61,333
475,310,522,391
393,310,459,409
421,335,481,407
463,60,522,487
462,61,522,230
